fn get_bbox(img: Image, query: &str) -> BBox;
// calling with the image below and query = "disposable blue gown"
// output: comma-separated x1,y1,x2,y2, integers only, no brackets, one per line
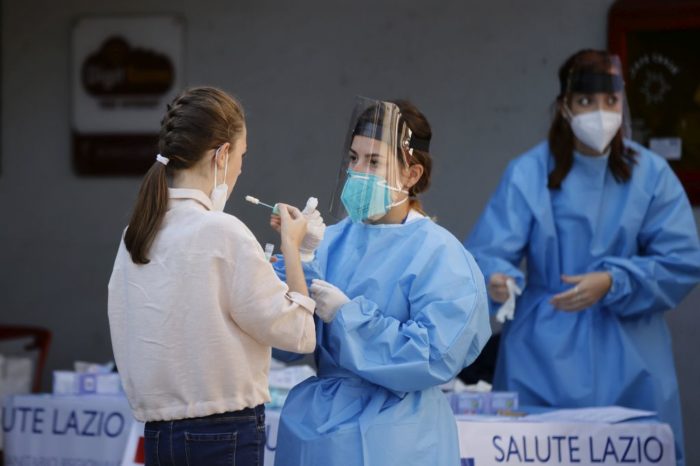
272,217,491,466
465,140,700,466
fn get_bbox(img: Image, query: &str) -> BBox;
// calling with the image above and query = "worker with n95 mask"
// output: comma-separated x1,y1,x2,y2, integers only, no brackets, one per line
465,50,700,466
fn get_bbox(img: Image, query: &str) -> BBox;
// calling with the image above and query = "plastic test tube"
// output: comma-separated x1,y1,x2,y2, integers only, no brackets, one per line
264,243,275,261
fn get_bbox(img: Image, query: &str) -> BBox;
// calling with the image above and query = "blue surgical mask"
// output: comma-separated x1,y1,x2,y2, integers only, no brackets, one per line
340,170,407,222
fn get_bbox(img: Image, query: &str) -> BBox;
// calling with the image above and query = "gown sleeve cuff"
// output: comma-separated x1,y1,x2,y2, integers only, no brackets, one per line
598,262,631,306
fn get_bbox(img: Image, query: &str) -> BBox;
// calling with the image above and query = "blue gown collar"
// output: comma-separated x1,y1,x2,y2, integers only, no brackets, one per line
573,150,610,164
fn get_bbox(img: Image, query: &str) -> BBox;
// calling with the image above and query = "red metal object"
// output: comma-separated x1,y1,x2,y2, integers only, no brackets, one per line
608,0,700,205
609,0,700,65
134,436,145,464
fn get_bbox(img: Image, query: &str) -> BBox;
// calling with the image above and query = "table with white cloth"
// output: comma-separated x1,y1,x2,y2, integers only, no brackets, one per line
454,412,675,466
264,409,676,466
2,394,133,466
2,394,675,466
0,394,280,466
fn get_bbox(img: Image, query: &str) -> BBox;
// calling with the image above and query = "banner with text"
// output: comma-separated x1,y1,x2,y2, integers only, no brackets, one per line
458,420,675,466
2,394,133,466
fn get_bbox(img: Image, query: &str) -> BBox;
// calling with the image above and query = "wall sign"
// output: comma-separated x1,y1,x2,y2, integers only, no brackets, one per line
71,16,184,175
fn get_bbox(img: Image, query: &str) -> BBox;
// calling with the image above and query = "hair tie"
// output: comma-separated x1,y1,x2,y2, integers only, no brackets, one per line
156,154,170,166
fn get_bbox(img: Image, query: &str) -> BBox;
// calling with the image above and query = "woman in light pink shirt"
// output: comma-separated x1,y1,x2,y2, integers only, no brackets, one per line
108,87,316,466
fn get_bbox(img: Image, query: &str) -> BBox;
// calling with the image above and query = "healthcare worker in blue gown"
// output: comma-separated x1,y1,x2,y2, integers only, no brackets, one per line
466,49,700,466
270,98,491,466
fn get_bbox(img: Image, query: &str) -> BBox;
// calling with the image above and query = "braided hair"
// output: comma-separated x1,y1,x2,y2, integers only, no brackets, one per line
124,87,245,264
390,100,433,215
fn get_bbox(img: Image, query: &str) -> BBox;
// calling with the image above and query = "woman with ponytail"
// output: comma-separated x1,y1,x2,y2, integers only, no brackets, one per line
108,87,317,466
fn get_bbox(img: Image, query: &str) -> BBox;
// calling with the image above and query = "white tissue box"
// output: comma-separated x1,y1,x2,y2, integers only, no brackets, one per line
489,391,519,413
268,365,315,390
52,371,123,395
447,391,519,415
449,391,487,414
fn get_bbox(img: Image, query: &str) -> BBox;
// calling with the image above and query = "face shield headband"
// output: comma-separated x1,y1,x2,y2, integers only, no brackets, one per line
562,71,624,96
353,119,431,166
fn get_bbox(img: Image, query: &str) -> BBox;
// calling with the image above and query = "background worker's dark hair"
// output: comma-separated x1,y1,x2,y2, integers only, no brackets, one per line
547,49,636,189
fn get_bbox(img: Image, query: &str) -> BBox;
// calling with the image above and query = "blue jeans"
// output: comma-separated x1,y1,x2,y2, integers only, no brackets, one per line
144,405,265,466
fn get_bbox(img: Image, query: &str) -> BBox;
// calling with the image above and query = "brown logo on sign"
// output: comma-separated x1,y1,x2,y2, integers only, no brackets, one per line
82,36,174,96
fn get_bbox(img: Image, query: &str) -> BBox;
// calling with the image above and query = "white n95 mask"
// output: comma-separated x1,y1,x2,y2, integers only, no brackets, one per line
567,109,622,153
210,146,229,212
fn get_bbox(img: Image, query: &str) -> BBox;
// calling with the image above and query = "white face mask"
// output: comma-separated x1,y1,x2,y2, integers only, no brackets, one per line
566,108,622,153
210,146,229,212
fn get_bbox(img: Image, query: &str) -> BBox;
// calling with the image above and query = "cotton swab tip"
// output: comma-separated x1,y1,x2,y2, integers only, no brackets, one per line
245,195,275,210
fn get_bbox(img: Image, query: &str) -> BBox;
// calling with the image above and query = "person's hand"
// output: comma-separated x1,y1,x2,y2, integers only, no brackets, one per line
299,200,326,261
494,278,522,323
270,212,281,234
271,198,325,261
277,204,307,252
310,279,350,323
550,272,612,312
488,273,514,303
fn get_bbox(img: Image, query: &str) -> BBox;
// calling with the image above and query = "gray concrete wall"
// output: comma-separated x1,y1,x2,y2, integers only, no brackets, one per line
2,0,698,462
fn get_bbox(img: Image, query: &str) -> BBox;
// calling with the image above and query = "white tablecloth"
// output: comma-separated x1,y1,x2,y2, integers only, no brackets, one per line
2,394,132,466
456,417,675,466
3,395,675,466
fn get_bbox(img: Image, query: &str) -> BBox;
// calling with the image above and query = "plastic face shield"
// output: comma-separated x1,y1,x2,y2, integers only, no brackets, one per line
562,53,631,139
329,97,411,222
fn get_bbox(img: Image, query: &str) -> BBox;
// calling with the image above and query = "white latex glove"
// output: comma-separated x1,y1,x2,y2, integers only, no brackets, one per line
310,279,350,323
300,197,326,262
495,278,522,323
